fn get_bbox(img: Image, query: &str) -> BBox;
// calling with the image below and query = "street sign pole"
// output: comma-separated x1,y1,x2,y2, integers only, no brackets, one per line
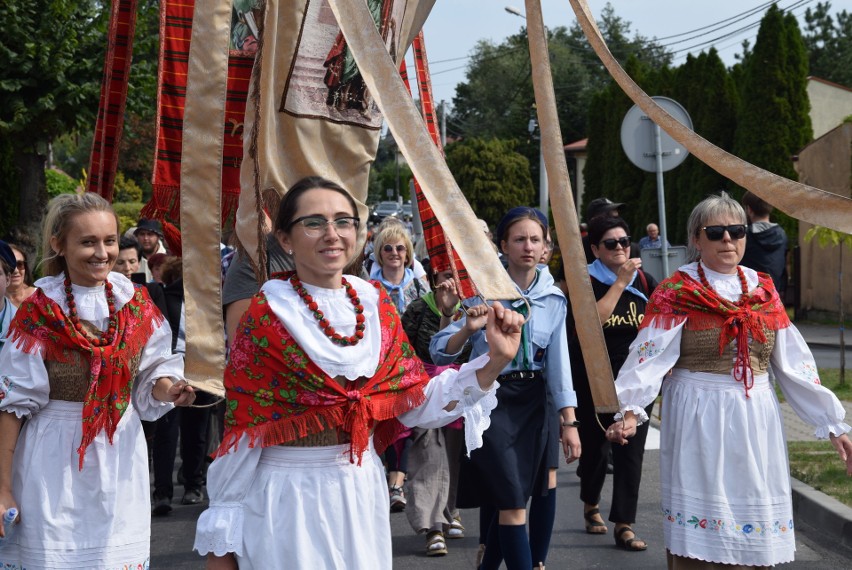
654,124,670,277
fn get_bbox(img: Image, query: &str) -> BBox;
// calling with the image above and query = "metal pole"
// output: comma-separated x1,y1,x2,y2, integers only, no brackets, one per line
539,143,548,216
440,100,447,148
654,124,670,277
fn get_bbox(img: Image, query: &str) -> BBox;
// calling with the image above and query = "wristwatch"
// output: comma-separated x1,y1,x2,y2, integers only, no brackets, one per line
561,420,581,428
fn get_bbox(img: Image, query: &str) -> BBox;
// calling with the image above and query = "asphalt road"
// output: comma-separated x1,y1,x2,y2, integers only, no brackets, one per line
811,345,852,370
151,447,852,569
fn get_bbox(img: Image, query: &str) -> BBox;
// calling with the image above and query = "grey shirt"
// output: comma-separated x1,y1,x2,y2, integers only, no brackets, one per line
222,234,294,306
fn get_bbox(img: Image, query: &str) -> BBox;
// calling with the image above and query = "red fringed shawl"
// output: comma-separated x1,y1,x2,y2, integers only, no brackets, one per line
217,282,431,465
7,286,163,468
641,269,790,396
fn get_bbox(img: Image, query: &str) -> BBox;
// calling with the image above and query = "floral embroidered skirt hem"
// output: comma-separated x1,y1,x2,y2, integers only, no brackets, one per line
660,370,795,567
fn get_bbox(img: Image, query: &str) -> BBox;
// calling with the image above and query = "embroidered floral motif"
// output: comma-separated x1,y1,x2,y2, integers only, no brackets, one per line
798,362,820,385
664,508,792,537
0,376,16,402
636,340,661,363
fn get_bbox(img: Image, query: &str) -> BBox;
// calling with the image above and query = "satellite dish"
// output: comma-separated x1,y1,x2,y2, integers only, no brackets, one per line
621,96,693,173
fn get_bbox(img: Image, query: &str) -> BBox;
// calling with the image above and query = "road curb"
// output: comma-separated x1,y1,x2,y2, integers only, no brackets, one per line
791,477,852,549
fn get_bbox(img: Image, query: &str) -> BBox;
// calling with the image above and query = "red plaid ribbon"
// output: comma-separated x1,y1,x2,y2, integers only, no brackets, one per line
144,0,253,231
401,33,477,299
87,0,138,201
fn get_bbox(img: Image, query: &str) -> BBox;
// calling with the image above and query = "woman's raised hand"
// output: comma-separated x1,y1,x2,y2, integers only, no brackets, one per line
616,258,642,286
484,303,524,365
435,278,460,315
463,303,490,332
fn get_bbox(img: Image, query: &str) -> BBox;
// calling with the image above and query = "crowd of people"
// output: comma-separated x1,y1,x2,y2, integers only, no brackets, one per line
0,180,849,570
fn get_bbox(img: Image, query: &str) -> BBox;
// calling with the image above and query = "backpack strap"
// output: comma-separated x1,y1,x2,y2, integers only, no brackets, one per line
637,269,649,296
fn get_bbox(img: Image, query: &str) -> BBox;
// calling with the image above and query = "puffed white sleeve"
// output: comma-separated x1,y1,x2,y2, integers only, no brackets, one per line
398,353,499,455
614,322,685,424
131,319,184,421
772,325,850,439
194,436,262,557
0,344,50,418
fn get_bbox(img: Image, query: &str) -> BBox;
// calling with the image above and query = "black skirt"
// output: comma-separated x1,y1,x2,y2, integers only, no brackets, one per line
456,371,551,510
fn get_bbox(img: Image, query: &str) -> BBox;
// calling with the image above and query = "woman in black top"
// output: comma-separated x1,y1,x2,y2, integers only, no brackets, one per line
561,216,657,551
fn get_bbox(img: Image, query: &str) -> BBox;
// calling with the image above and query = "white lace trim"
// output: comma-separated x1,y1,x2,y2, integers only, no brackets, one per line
193,503,244,557
816,422,852,440
614,405,650,426
34,272,136,328
462,381,499,456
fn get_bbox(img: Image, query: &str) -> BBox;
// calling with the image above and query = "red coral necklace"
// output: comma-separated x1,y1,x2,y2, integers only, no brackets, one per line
64,277,118,347
290,274,366,346
696,262,748,299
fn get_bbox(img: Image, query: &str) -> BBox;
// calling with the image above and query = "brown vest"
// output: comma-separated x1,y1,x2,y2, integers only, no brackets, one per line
675,326,775,376
46,322,141,402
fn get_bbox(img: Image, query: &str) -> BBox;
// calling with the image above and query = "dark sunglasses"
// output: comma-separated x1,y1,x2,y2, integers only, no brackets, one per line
702,224,746,241
599,236,631,250
15,261,26,270
382,244,407,254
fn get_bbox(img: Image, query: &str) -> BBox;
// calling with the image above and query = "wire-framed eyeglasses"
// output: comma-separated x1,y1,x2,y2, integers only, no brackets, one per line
290,216,360,238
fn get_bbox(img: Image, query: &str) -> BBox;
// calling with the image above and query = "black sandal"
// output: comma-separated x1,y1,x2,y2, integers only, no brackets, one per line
614,526,647,551
583,507,608,534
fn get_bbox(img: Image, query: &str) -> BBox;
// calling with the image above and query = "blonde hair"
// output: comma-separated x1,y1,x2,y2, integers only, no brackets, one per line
41,193,119,277
373,224,414,269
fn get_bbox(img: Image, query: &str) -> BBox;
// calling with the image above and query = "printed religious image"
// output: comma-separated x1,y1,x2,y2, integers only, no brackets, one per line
280,0,406,129
231,0,261,54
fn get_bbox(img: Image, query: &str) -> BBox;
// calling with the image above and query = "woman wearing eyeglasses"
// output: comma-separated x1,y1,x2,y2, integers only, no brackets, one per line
369,222,430,511
559,215,657,552
194,176,524,569
606,193,852,568
7,245,37,308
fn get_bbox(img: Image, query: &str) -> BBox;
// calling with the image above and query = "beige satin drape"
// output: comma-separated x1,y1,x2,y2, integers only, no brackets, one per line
568,0,852,234
525,0,618,411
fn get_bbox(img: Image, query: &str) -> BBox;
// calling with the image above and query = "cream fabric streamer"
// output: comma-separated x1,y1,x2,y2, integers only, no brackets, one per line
526,0,618,411
568,0,852,234
178,0,234,396
327,0,519,301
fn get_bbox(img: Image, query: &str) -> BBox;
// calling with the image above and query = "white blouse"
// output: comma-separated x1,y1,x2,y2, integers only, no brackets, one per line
0,272,183,421
615,263,850,439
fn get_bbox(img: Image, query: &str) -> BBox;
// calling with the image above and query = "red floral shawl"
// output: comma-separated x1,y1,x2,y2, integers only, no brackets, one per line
216,282,430,465
640,269,790,396
7,286,163,468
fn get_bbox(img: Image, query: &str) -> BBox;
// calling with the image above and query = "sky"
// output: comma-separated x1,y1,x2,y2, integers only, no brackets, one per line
416,0,852,107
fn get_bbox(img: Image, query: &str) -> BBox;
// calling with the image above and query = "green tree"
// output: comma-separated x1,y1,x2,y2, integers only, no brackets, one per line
45,168,79,197
0,0,105,248
444,137,534,229
733,4,813,238
803,2,852,87
666,50,739,243
450,3,672,198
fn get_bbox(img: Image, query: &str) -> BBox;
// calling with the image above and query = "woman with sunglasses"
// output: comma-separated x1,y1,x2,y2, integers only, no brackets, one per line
431,206,580,570
6,245,37,308
369,222,430,511
195,176,523,569
560,215,656,552
606,193,852,568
